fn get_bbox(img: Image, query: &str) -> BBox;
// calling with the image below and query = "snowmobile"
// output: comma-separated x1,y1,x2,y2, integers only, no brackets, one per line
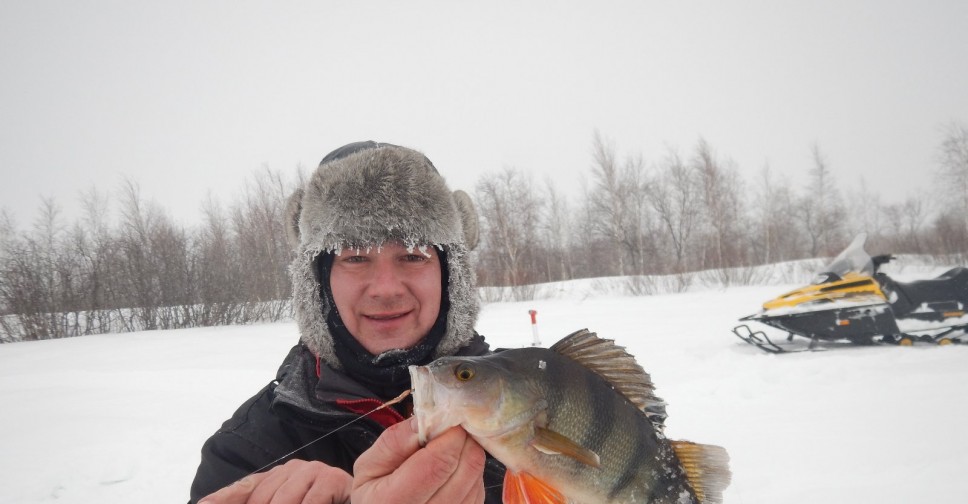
733,233,968,353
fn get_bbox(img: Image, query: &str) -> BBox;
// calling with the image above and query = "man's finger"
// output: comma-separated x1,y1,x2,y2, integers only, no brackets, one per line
352,417,422,482
424,433,486,504
353,422,469,502
198,471,269,504
247,464,301,503
304,468,353,504
267,461,351,504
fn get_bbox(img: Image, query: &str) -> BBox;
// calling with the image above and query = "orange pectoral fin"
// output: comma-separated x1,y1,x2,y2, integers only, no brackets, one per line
502,470,567,504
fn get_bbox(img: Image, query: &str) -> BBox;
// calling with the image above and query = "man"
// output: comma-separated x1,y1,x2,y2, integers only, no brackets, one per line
190,141,505,503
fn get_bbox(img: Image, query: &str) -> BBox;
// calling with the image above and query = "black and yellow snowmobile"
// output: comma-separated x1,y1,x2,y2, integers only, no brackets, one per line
733,233,968,353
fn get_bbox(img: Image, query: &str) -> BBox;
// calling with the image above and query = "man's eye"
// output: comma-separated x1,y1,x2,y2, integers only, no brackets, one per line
344,256,367,263
403,254,427,262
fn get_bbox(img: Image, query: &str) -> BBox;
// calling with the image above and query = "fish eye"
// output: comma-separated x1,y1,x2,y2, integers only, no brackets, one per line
454,364,475,382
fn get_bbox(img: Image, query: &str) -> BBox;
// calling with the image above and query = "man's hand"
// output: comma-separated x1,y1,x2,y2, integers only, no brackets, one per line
198,459,352,504
198,417,485,504
353,417,487,504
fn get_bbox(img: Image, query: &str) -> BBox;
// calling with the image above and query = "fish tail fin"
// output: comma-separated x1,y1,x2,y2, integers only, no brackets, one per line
502,469,567,504
671,440,732,504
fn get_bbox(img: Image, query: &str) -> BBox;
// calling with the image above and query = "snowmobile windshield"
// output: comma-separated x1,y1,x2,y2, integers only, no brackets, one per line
812,233,874,284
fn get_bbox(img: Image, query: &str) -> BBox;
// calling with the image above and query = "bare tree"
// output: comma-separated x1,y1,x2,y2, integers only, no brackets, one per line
116,179,167,330
931,211,968,257
0,211,15,341
882,196,928,253
0,198,74,340
844,178,886,249
571,181,608,279
936,122,968,248
75,187,116,334
587,132,654,275
648,148,700,273
232,167,294,307
749,164,801,264
474,167,543,296
692,138,747,275
797,144,846,257
540,178,574,282
196,196,243,325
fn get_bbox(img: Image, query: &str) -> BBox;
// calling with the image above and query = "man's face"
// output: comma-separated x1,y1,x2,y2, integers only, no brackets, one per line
329,242,443,355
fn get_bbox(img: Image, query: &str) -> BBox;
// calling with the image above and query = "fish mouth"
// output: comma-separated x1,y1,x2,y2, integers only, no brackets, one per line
408,364,465,446
408,365,436,446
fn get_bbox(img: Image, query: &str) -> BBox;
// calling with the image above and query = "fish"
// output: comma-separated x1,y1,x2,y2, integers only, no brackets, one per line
409,329,731,504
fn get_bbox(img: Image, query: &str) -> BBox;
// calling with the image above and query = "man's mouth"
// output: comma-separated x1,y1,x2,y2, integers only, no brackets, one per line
364,310,411,321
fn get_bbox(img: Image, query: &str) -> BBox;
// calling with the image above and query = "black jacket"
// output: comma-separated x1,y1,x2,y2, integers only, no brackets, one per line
189,338,505,503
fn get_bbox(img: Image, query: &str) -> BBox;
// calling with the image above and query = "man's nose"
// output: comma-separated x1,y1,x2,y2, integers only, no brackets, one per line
367,259,405,297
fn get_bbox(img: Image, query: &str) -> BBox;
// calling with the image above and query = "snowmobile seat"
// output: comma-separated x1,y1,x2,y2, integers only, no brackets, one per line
890,267,968,308
938,267,966,279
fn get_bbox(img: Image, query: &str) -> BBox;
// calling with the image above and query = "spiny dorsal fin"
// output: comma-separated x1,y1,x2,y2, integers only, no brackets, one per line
550,329,667,427
670,440,732,504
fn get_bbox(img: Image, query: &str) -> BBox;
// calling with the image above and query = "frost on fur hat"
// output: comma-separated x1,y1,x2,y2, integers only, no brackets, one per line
285,141,480,369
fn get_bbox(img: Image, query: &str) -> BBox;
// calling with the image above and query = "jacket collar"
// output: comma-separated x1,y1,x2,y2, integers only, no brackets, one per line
270,336,491,428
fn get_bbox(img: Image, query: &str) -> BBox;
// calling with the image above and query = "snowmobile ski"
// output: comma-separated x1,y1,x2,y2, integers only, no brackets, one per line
731,323,815,353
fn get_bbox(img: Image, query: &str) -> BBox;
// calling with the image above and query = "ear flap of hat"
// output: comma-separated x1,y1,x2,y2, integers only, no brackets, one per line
452,190,479,251
285,188,304,251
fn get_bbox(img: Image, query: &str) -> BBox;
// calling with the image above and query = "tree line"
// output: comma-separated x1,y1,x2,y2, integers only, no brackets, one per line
0,170,296,342
2,123,967,342
475,125,968,297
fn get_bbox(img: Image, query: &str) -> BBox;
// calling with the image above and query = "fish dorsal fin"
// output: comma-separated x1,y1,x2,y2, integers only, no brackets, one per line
532,426,601,467
670,440,732,504
550,329,667,426
503,470,567,504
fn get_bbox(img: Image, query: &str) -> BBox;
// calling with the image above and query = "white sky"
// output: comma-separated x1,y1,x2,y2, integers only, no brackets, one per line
2,1,967,226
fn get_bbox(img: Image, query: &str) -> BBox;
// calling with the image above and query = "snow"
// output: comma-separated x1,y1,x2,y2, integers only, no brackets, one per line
2,279,967,503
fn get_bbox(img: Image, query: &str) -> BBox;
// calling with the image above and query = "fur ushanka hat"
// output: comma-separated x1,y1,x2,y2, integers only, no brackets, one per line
285,141,480,369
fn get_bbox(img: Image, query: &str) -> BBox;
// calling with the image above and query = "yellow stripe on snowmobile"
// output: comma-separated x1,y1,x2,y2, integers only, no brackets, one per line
763,273,888,311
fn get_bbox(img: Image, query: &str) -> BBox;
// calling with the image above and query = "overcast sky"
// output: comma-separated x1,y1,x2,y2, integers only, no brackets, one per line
2,1,967,226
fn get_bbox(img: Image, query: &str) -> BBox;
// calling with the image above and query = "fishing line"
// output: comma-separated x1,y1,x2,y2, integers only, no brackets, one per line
238,389,412,480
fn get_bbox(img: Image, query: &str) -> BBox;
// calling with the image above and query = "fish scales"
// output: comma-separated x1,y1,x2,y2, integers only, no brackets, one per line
534,346,645,493
409,329,730,504
538,347,690,503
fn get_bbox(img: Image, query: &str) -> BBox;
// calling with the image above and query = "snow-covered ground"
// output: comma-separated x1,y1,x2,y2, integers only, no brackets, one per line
2,272,966,503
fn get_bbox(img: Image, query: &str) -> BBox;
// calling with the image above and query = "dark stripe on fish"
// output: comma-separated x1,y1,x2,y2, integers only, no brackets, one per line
545,357,583,478
545,356,566,421
581,367,614,457
607,442,643,500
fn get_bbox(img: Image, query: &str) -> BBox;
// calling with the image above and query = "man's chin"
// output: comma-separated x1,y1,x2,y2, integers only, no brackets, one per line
356,330,424,355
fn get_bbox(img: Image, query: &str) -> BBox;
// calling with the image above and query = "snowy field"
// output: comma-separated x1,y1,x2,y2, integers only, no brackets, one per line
2,271,967,503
